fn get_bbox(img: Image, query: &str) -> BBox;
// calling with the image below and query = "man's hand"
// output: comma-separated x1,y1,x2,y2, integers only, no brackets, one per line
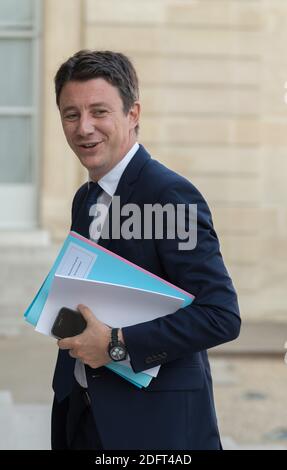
57,304,111,368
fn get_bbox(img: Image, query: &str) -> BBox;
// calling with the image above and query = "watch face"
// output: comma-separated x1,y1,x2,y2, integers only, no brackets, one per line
110,345,126,361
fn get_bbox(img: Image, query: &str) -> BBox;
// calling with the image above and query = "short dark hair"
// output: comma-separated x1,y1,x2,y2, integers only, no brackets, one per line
54,50,139,115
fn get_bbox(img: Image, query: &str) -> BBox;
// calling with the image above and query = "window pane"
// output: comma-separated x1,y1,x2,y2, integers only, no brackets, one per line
0,0,33,25
0,117,32,183
0,39,33,106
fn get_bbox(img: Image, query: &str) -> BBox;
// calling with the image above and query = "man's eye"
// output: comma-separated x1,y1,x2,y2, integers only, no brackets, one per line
64,114,78,120
93,110,107,116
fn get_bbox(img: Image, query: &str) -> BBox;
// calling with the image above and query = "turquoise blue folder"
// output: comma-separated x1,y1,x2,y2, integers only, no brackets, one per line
24,231,194,387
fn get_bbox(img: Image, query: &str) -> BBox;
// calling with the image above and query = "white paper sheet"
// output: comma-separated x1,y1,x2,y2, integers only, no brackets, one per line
35,275,184,378
36,275,184,333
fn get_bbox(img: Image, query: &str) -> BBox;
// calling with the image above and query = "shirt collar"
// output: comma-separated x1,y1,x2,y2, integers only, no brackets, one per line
89,142,139,197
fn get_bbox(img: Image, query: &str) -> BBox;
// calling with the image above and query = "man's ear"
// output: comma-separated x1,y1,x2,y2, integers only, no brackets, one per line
128,101,141,131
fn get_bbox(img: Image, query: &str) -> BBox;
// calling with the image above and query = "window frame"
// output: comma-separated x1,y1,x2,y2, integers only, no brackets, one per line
0,0,42,228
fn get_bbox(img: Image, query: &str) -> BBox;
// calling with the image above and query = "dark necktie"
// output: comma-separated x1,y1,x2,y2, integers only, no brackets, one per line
79,182,102,239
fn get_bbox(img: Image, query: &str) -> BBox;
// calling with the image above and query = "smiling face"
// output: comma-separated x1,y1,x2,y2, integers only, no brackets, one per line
59,78,140,181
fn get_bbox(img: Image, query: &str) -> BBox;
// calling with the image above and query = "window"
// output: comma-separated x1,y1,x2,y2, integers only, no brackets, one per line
0,0,41,228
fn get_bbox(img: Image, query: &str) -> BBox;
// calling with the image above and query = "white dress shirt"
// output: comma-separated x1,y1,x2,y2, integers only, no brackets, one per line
74,142,139,387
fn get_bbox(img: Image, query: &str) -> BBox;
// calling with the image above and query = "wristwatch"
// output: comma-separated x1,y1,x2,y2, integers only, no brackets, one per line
108,328,127,361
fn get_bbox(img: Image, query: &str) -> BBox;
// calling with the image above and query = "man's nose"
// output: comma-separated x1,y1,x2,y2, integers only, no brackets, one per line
77,116,94,136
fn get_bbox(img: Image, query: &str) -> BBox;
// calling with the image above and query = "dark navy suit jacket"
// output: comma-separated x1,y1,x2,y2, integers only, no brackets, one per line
53,144,240,450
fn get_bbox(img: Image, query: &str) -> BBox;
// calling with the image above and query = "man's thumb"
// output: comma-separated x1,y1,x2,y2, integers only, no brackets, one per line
77,304,95,323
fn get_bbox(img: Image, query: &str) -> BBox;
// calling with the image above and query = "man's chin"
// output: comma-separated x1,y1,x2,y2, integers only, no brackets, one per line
78,157,108,180
78,154,102,170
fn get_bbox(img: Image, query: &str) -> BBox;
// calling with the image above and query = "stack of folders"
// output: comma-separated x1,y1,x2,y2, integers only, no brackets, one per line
24,231,194,388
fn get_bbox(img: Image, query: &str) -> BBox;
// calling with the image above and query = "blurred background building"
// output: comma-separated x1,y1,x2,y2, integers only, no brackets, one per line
1,0,287,449
1,0,287,325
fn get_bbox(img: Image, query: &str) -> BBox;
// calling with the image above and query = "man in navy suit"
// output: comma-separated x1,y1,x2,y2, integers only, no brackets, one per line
51,50,241,450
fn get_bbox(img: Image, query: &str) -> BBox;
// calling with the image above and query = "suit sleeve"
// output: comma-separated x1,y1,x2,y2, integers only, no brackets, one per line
122,179,241,373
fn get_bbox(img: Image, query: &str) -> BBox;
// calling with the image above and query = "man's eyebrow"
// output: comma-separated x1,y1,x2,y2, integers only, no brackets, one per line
89,102,110,108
